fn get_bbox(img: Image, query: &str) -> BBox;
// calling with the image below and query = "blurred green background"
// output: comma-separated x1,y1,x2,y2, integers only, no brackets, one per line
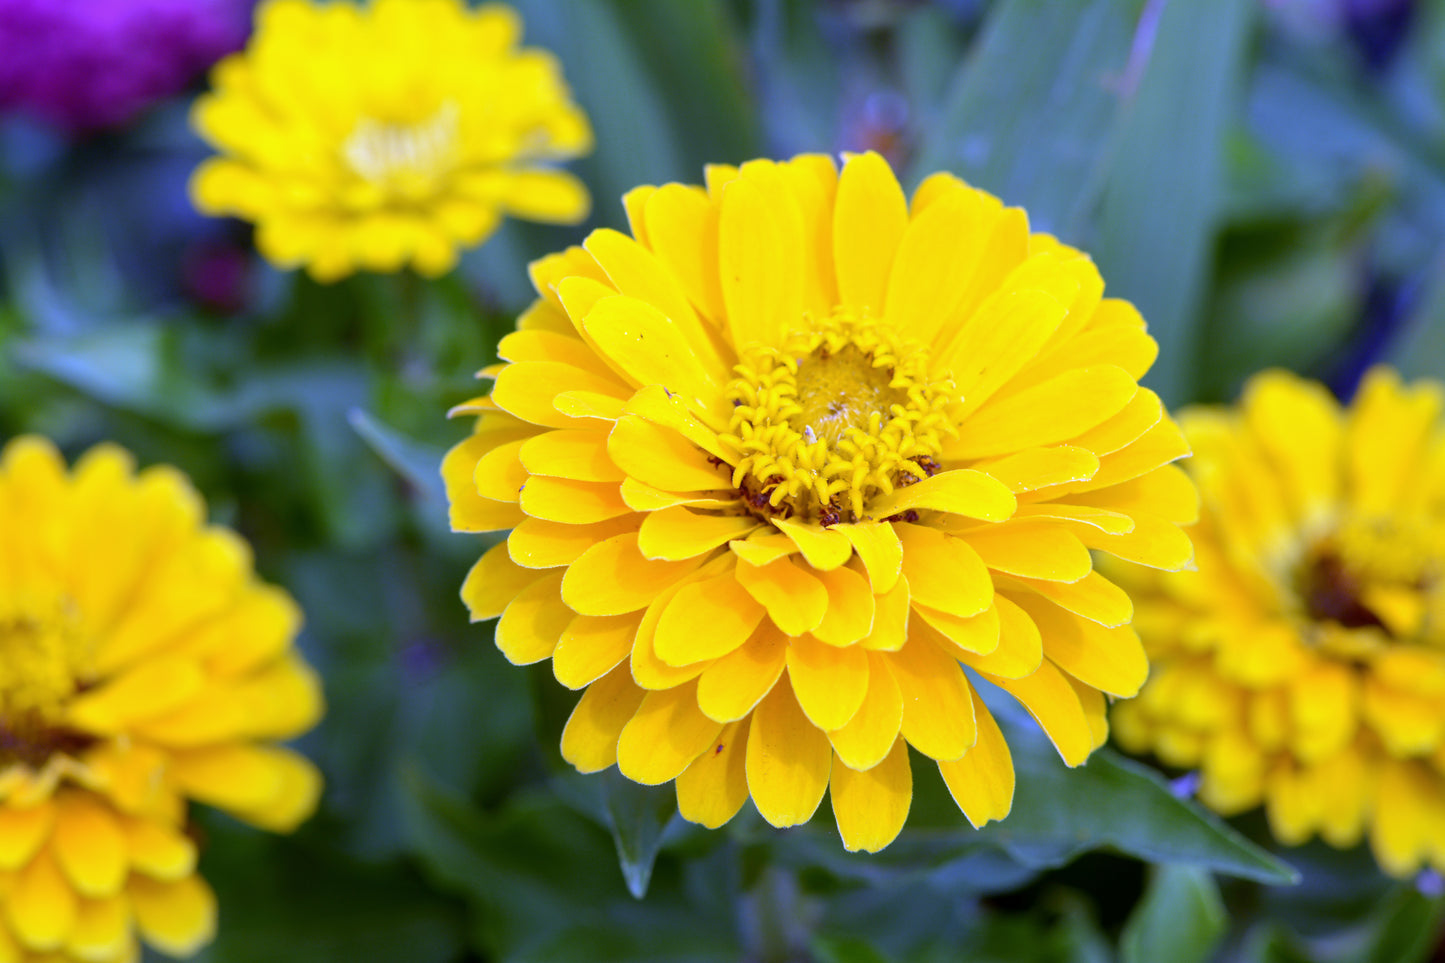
3,0,1445,960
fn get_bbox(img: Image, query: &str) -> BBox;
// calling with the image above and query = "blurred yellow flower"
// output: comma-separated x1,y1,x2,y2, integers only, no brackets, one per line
1113,368,1445,876
444,152,1195,852
189,0,592,282
0,437,323,961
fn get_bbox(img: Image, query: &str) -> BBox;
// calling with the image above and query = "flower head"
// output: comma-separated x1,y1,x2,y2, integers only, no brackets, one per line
445,152,1195,852
1112,368,1445,876
0,436,323,961
189,0,593,282
0,0,248,133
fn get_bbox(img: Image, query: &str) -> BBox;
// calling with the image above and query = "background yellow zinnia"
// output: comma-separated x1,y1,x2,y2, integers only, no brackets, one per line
1114,368,1445,876
445,151,1197,852
0,436,323,961
189,0,593,281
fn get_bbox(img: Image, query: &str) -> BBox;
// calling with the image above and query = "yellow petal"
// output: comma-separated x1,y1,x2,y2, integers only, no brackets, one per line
938,691,1014,828
831,738,912,853
473,437,528,502
953,597,1042,678
52,795,127,898
519,475,632,524
951,365,1138,459
503,169,591,223
889,634,977,761
915,604,1000,656
735,556,828,636
1022,594,1148,697
772,517,853,570
812,565,876,647
581,295,730,411
519,429,624,482
729,532,799,568
746,681,832,828
720,173,804,350
833,151,908,313
552,614,638,690
1001,571,1132,627
644,183,726,323
1072,513,1194,571
655,574,767,666
828,652,904,770
582,229,715,366
7,849,76,951
1068,387,1163,457
870,470,1017,522
560,664,646,773
972,446,1100,493
491,361,626,429
883,188,981,346
0,805,53,871
508,515,640,569
897,524,992,619
697,624,788,722
617,680,725,785
934,287,1065,409
461,541,543,622
786,634,870,731
128,873,216,957
638,507,759,560
495,571,570,665
836,520,903,592
860,576,910,651
986,659,1094,766
118,816,195,881
608,415,730,492
964,522,1092,582
676,718,751,829
562,532,700,616
67,894,129,960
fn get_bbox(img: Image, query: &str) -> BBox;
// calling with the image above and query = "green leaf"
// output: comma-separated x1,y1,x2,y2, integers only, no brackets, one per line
601,768,679,899
1338,883,1445,963
1120,865,1227,963
908,0,1144,236
1388,263,1445,382
193,821,466,963
402,772,739,962
348,408,448,507
1092,0,1255,405
773,694,1297,888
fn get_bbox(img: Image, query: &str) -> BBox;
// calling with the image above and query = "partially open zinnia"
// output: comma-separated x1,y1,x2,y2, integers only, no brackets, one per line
445,152,1195,852
189,0,592,281
1113,368,1445,876
0,436,322,962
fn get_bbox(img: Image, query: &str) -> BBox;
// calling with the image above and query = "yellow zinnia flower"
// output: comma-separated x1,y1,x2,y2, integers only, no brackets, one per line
1113,368,1445,876
0,436,323,962
444,152,1195,852
189,0,593,282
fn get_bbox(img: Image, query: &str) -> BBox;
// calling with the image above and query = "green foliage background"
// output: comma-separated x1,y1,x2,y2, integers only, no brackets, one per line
2,0,1445,960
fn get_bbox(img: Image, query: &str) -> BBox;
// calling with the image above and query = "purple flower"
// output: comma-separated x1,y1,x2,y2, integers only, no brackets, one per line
0,0,250,134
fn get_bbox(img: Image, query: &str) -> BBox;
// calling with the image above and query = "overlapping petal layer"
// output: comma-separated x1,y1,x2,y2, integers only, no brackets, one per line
0,437,323,960
447,152,1194,851
190,0,592,281
1113,368,1445,876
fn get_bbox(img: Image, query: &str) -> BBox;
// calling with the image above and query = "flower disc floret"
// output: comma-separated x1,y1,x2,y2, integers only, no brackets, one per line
189,0,593,281
723,310,957,522
1113,368,1445,876
445,152,1195,852
0,436,323,962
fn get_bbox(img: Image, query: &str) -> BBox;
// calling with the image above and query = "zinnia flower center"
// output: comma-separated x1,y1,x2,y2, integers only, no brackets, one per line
342,101,460,196
0,603,94,768
1298,516,1445,644
720,310,956,524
